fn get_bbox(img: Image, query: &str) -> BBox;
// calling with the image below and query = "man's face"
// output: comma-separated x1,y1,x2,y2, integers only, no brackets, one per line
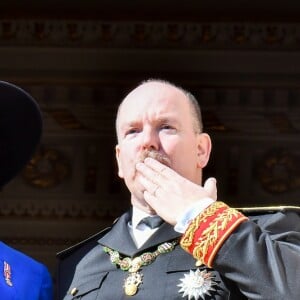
115,82,210,212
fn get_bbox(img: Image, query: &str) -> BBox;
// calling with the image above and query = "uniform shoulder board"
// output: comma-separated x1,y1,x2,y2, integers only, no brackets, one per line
57,226,111,259
236,206,300,215
57,216,121,259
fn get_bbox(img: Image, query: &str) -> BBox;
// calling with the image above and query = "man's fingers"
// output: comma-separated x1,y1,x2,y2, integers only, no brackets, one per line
203,177,217,200
143,157,175,178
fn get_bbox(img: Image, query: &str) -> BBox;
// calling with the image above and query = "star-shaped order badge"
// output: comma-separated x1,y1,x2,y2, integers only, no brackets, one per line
178,269,216,300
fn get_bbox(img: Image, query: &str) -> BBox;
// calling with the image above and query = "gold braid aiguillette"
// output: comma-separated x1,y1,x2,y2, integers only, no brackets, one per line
103,240,178,296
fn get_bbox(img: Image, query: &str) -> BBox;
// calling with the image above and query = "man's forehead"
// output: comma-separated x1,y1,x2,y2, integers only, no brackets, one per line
121,82,187,109
116,81,190,128
132,80,168,92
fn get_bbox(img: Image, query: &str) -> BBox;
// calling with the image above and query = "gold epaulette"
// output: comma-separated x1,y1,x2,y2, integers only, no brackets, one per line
236,206,300,214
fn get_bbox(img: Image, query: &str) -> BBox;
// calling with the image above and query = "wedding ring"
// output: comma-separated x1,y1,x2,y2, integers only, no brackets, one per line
153,186,159,196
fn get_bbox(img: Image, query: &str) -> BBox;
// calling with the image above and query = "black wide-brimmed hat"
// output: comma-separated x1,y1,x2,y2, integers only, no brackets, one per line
0,81,42,187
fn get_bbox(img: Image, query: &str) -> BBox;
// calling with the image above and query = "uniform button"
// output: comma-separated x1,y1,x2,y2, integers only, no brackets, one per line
70,287,78,296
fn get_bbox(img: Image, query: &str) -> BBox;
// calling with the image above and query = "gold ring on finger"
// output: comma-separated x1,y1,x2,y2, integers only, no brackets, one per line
153,186,159,196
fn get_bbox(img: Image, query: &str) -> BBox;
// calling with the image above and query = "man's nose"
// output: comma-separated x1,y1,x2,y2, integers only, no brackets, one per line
141,129,159,150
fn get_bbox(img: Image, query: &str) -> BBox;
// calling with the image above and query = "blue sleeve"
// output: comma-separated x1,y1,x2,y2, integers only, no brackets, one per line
39,265,53,300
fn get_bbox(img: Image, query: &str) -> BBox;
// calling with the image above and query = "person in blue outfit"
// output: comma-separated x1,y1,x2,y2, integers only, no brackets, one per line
0,81,53,300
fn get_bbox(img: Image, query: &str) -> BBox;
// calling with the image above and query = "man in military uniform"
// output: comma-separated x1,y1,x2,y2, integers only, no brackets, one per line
0,81,53,300
57,79,300,300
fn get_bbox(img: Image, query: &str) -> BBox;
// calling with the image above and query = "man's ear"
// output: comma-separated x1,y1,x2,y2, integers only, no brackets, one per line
115,145,124,178
196,133,212,168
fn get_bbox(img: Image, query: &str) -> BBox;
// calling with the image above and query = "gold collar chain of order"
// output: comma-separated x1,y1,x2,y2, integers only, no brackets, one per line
103,240,178,296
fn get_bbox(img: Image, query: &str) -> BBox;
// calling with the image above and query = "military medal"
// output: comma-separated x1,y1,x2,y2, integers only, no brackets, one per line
178,269,217,300
124,272,143,296
104,240,178,296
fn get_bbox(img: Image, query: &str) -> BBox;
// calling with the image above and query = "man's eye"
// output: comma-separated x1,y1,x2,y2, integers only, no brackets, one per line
161,124,174,130
125,128,139,136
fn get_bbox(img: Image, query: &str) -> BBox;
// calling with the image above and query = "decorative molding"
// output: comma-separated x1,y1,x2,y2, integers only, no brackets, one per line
256,148,300,194
22,147,72,189
0,200,122,219
1,20,300,50
31,85,300,136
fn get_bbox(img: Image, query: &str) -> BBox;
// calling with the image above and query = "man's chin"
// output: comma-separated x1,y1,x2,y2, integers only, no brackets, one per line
145,205,157,215
131,193,156,215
